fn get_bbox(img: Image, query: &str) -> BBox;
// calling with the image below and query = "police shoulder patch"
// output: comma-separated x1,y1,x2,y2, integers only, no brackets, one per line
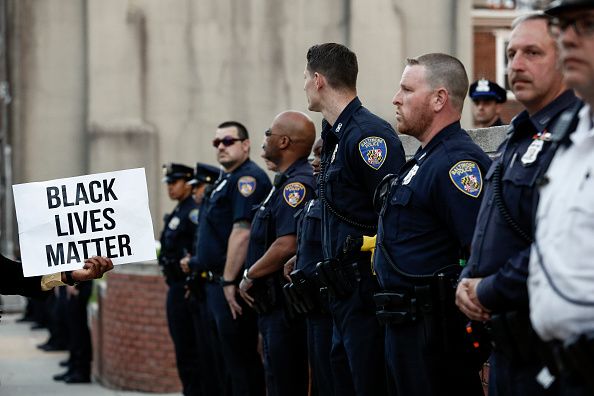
283,182,306,208
358,136,387,170
237,176,257,197
449,160,483,198
189,208,199,225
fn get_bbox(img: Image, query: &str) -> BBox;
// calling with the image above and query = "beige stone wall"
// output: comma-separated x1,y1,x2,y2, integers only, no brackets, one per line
8,0,475,239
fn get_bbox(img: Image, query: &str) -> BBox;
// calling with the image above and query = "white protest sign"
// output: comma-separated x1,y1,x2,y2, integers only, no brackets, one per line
13,168,157,277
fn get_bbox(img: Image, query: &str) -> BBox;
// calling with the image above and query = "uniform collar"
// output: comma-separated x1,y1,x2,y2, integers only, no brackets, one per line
282,156,310,177
413,121,461,165
224,158,251,179
273,157,310,188
511,89,578,135
321,97,362,141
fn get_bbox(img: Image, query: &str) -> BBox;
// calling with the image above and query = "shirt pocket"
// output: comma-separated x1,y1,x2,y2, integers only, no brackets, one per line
568,168,594,216
324,167,342,203
303,208,322,244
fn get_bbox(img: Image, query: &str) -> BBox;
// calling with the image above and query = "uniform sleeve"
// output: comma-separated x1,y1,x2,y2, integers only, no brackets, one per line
476,247,530,311
231,173,270,223
351,128,406,200
274,181,313,237
432,158,487,247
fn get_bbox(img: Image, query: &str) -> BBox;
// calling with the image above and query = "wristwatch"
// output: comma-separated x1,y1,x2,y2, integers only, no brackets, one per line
243,268,254,282
219,278,235,287
63,271,79,287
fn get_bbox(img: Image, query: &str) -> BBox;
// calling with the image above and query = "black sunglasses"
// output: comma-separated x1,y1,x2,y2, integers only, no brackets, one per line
212,136,245,148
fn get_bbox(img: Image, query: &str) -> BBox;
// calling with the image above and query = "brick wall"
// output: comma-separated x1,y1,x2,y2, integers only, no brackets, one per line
91,266,181,393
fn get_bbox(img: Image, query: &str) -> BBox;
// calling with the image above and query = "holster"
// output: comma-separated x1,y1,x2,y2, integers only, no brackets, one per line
251,276,279,315
547,332,594,393
375,272,490,368
488,310,543,364
160,257,185,283
315,258,361,299
373,285,432,326
185,271,206,302
283,269,319,315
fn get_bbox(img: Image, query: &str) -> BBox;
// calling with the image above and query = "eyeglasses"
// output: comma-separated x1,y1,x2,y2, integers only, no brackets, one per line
548,15,594,38
212,136,245,148
264,128,291,141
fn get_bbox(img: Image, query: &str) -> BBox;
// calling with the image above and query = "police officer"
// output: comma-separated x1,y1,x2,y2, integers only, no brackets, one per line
192,121,269,396
283,137,334,395
456,13,579,396
159,162,213,396
302,42,405,395
238,111,315,396
469,78,507,128
374,53,491,395
527,1,594,394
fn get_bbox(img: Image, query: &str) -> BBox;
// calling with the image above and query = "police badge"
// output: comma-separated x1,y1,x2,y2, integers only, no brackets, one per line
283,182,306,208
359,136,387,170
449,161,483,198
237,176,257,197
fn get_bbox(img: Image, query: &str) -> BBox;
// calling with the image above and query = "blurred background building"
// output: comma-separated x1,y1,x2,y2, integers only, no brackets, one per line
0,0,552,258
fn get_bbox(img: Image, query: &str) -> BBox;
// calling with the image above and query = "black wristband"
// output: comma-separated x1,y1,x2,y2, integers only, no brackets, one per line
64,271,78,286
219,278,235,287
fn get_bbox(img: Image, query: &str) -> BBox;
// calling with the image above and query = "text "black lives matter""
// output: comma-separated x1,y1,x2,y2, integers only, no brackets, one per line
45,178,132,267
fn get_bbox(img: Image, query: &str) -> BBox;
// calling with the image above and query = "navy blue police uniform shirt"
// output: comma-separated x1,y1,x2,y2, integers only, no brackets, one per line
294,198,323,278
462,90,579,312
245,157,315,274
192,159,271,275
374,121,492,291
159,195,199,272
320,97,405,261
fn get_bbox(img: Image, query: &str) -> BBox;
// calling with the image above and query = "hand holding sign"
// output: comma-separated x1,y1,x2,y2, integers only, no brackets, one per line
13,168,156,277
70,256,115,283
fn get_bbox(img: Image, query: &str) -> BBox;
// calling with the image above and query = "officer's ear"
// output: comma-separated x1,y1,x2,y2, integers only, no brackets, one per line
432,88,448,112
314,72,325,90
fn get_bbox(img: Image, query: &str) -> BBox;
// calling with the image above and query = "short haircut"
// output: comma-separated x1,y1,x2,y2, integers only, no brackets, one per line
406,53,469,112
511,11,551,30
306,43,358,91
217,121,249,140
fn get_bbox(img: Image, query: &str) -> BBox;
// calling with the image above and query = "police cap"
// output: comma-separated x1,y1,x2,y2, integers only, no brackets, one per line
162,163,194,183
188,163,220,186
469,79,507,104
546,0,594,16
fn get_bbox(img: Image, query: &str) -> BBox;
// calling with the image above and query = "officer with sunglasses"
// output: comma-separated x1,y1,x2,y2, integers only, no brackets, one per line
191,121,270,395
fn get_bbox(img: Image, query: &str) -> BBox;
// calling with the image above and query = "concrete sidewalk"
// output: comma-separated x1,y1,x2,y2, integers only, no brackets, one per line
0,313,180,396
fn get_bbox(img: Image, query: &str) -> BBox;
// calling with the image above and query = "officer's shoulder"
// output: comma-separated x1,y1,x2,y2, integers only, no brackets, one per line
232,160,269,182
442,129,487,161
352,108,394,134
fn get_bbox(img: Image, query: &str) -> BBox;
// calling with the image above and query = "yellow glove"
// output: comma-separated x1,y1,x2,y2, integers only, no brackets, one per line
360,235,377,274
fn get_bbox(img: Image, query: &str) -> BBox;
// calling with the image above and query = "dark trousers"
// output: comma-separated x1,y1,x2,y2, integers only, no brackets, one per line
48,287,69,348
328,275,387,396
306,312,334,396
385,316,484,396
66,281,92,375
489,350,559,396
166,281,222,396
258,306,308,396
205,281,264,396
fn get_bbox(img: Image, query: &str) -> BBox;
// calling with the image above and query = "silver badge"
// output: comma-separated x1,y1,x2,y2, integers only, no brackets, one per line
168,216,180,230
330,144,339,164
521,139,544,166
402,164,419,185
